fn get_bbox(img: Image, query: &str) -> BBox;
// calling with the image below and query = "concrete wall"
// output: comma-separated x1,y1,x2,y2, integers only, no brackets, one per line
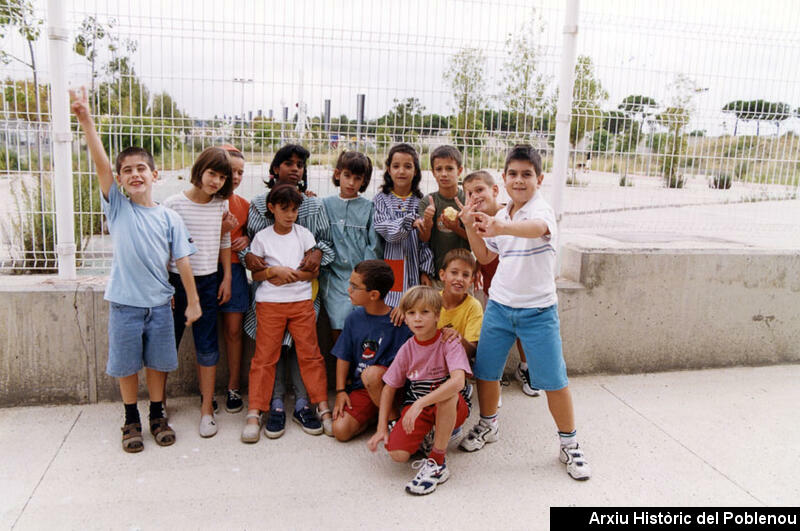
558,245,800,373
2,245,799,406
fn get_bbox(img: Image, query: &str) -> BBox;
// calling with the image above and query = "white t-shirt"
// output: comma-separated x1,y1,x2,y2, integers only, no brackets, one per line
484,194,557,309
250,224,316,303
163,192,231,276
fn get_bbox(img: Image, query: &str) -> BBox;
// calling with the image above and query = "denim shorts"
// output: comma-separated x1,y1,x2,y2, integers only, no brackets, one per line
106,302,178,377
218,262,249,313
474,300,568,391
169,272,220,367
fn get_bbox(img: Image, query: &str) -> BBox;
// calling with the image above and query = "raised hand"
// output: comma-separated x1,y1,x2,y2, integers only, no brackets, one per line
472,211,504,237
68,87,91,122
454,196,477,226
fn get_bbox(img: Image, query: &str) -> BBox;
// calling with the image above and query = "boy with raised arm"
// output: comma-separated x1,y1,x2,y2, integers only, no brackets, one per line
70,88,201,453
456,145,591,480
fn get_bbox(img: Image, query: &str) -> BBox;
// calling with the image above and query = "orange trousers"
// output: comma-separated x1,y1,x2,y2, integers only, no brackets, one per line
248,300,328,411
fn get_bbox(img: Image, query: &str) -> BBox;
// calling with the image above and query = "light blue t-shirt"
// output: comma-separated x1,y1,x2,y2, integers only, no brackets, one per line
101,184,196,308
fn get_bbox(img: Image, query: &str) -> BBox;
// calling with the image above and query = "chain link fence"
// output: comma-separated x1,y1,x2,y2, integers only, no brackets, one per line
1,0,799,273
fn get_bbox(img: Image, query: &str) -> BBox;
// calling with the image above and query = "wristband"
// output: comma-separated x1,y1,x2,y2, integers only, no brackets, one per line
336,389,347,394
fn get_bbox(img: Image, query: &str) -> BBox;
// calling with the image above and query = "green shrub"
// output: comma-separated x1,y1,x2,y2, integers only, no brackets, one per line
710,173,732,189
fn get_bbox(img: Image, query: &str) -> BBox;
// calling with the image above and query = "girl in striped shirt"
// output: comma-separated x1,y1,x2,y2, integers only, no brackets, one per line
372,143,434,308
164,146,234,438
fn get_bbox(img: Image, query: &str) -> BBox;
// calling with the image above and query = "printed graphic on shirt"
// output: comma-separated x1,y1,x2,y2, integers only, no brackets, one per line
360,338,379,360
354,336,383,380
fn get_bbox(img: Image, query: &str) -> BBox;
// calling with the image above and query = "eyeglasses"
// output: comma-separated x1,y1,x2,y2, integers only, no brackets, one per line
348,282,367,291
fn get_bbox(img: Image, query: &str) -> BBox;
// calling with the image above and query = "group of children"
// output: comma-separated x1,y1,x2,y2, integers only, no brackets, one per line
69,85,591,497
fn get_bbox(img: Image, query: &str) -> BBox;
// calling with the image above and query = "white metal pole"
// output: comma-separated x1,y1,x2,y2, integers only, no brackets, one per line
551,0,580,226
47,0,76,279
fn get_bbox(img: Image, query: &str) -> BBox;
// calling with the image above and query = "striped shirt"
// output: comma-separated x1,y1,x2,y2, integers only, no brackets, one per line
484,193,557,308
240,191,335,342
373,192,434,308
163,192,230,276
382,330,472,410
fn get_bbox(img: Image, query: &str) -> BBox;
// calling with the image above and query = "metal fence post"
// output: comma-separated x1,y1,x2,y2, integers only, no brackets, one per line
551,0,579,225
47,0,76,279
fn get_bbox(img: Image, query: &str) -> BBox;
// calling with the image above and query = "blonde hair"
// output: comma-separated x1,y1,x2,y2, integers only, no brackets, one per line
398,286,442,315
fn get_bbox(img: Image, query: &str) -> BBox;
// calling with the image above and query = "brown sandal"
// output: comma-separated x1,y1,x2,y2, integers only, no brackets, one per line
121,422,144,453
149,417,176,446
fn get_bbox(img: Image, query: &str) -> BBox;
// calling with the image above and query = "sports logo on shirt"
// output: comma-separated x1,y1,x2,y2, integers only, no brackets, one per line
360,339,379,360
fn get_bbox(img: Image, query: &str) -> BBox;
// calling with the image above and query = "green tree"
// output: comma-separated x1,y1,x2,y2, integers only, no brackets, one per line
1,0,45,169
378,97,425,140
444,47,487,115
602,110,630,135
500,9,549,130
569,55,607,147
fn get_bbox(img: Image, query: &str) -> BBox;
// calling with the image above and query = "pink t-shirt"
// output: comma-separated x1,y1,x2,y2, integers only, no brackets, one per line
383,330,472,405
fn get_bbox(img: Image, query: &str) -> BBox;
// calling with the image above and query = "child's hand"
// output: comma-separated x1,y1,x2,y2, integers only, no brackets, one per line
69,87,91,122
423,195,436,222
231,235,250,253
454,196,477,226
298,248,322,275
411,218,426,232
402,402,423,434
440,326,461,344
304,189,317,198
472,212,504,237
271,266,298,284
333,391,351,420
440,212,460,232
474,271,484,292
419,272,432,286
217,276,232,305
367,428,388,452
185,300,202,325
244,252,267,272
221,211,238,233
390,305,405,327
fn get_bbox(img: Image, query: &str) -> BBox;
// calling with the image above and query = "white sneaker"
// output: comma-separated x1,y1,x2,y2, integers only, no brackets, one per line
459,418,499,452
240,412,261,443
515,363,541,397
199,414,218,438
405,458,450,495
316,407,333,437
560,443,592,480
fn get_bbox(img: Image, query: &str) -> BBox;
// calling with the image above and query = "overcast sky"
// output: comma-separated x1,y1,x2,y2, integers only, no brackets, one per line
3,0,800,135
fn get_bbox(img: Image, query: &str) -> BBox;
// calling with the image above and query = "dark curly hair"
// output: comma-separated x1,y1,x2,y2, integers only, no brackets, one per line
380,143,422,198
267,144,310,192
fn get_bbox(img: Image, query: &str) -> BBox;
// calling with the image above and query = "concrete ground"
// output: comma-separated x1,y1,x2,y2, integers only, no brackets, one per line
2,364,798,530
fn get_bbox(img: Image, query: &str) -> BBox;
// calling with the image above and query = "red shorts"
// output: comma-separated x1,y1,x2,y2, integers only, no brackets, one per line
343,388,379,426
386,394,470,454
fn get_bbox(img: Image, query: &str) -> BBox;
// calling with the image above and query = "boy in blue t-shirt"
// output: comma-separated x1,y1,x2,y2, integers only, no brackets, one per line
331,260,412,442
70,88,201,453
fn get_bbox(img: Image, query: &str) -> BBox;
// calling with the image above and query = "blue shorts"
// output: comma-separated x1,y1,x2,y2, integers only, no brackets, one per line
106,302,178,377
474,301,568,391
169,272,220,367
218,262,249,313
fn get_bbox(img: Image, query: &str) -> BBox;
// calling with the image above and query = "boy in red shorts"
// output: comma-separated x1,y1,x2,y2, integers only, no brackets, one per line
331,260,412,441
367,286,472,496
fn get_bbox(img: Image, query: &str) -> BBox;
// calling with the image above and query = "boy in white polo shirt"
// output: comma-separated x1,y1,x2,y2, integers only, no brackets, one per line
455,145,591,480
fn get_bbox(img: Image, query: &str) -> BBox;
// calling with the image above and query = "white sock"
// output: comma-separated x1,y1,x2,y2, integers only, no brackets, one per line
559,430,577,448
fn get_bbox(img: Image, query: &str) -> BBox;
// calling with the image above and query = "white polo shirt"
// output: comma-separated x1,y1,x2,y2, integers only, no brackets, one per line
484,194,557,309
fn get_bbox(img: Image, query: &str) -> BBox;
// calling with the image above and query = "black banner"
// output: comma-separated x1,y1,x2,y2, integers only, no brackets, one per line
550,507,799,530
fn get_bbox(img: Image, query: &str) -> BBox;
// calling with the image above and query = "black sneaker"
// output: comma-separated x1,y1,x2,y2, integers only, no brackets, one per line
292,406,323,435
225,389,244,413
264,409,286,439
